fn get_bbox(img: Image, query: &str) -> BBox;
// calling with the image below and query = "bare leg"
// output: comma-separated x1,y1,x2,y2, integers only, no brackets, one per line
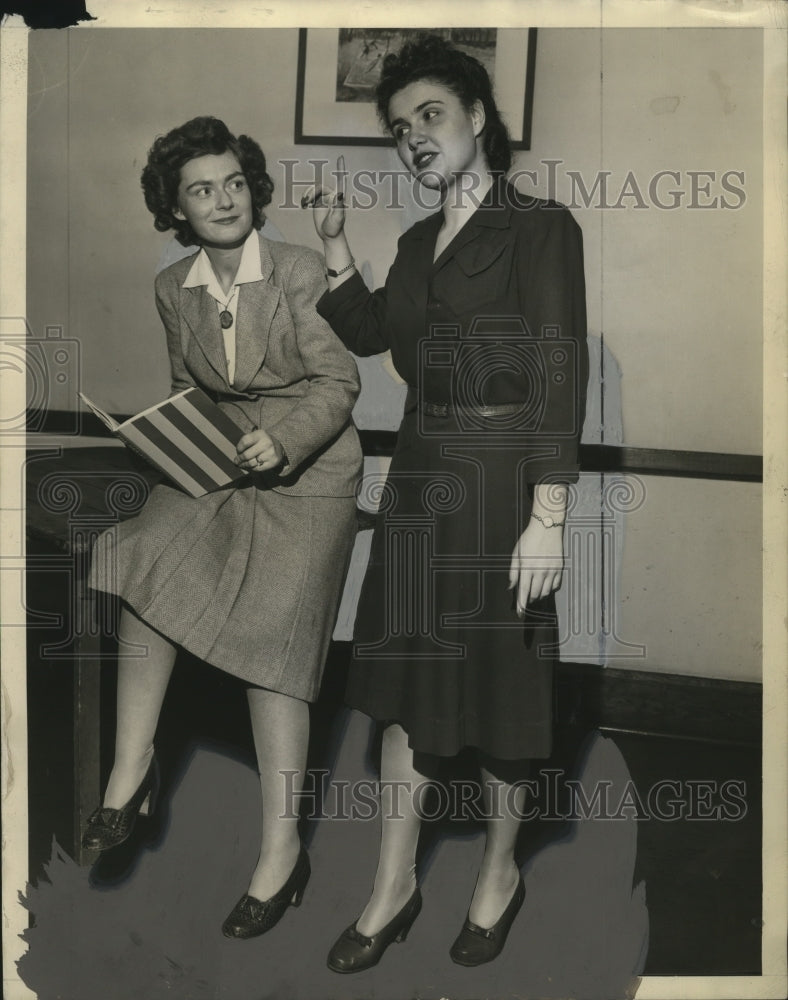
245,685,310,900
466,763,526,928
102,607,176,809
355,723,423,936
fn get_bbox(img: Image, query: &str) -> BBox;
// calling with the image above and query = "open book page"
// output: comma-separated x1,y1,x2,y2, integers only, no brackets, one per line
115,386,194,430
80,387,197,432
78,387,247,497
78,391,120,431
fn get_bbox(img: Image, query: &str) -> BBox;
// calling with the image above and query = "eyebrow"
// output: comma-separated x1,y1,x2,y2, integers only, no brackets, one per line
184,171,245,192
390,99,445,128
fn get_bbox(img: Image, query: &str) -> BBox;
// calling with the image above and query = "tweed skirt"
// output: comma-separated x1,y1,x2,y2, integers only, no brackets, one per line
89,476,357,701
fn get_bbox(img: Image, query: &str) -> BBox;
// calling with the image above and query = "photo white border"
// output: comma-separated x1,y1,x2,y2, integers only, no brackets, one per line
2,2,786,999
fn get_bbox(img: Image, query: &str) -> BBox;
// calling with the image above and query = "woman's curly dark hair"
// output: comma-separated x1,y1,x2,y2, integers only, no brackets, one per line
141,116,274,246
375,33,512,175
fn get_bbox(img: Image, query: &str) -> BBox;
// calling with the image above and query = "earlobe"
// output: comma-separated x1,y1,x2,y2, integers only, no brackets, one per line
172,205,185,221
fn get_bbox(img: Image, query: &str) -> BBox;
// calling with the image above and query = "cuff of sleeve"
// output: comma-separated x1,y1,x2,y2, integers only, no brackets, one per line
527,467,581,486
524,443,581,485
315,269,367,320
263,429,298,477
273,435,300,477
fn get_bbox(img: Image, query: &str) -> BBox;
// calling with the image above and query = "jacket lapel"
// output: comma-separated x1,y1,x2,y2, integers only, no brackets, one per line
177,233,282,391
393,212,440,318
432,176,514,275
179,283,228,384
232,234,281,392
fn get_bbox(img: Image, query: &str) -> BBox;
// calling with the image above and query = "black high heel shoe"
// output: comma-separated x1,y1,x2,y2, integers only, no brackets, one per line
222,847,310,939
81,756,159,852
327,888,422,974
449,875,525,967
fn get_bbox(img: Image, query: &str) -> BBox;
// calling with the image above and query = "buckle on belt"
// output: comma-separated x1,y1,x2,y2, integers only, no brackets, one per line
423,401,450,417
421,400,523,419
406,388,523,419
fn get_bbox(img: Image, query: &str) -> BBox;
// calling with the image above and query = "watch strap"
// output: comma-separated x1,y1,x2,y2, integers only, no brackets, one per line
531,512,565,528
326,258,355,278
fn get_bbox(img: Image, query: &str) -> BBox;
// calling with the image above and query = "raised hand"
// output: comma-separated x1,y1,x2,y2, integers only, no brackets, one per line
301,155,347,241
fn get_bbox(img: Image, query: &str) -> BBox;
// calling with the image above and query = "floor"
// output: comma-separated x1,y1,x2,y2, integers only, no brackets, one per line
23,645,762,999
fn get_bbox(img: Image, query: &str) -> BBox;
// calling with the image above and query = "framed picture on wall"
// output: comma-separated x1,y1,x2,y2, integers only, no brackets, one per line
295,27,537,148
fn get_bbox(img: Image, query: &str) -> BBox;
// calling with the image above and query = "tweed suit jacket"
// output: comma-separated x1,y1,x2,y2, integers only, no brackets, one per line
154,232,362,498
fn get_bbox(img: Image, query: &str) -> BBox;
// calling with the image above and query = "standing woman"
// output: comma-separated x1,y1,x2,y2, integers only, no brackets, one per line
306,35,588,971
85,116,362,939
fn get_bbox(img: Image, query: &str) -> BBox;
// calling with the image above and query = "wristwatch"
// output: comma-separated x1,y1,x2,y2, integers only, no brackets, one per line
326,257,355,278
531,512,565,528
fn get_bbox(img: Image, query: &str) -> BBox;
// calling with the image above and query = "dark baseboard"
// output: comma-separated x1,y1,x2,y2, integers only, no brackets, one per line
28,410,762,482
578,444,762,482
321,644,760,748
555,662,761,747
27,408,114,438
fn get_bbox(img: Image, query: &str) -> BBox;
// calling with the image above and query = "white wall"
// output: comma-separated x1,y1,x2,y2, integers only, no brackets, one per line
614,476,761,680
26,27,763,681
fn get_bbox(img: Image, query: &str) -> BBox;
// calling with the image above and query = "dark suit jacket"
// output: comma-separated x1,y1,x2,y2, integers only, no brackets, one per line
318,178,589,484
155,232,362,498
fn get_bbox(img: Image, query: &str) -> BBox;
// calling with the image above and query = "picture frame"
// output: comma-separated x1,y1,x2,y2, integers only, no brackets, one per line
295,27,537,148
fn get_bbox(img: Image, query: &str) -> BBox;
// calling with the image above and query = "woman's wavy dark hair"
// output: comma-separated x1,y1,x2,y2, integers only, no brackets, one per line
375,33,512,175
141,116,274,246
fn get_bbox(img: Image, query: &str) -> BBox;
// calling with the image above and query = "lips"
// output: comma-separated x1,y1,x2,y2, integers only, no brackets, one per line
413,151,438,169
212,216,240,225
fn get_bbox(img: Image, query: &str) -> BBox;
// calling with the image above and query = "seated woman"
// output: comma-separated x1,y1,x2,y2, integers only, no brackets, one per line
85,116,363,940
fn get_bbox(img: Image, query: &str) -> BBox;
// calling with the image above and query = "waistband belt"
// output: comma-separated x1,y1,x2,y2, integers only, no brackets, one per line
406,387,523,419
423,400,523,418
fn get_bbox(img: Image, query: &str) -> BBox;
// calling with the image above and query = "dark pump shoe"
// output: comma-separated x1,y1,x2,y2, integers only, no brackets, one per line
327,888,422,974
222,848,311,939
449,876,526,967
81,757,159,852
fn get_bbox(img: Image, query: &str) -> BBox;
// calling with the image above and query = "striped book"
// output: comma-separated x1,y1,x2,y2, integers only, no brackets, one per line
79,387,248,497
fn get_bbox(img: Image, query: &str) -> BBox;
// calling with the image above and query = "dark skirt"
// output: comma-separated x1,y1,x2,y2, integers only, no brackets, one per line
347,406,558,760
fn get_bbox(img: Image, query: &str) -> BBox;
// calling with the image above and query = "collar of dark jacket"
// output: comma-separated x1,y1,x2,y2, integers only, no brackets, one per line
401,174,519,243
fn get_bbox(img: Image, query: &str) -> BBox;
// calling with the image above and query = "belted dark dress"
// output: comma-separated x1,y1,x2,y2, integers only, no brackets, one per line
317,180,588,759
